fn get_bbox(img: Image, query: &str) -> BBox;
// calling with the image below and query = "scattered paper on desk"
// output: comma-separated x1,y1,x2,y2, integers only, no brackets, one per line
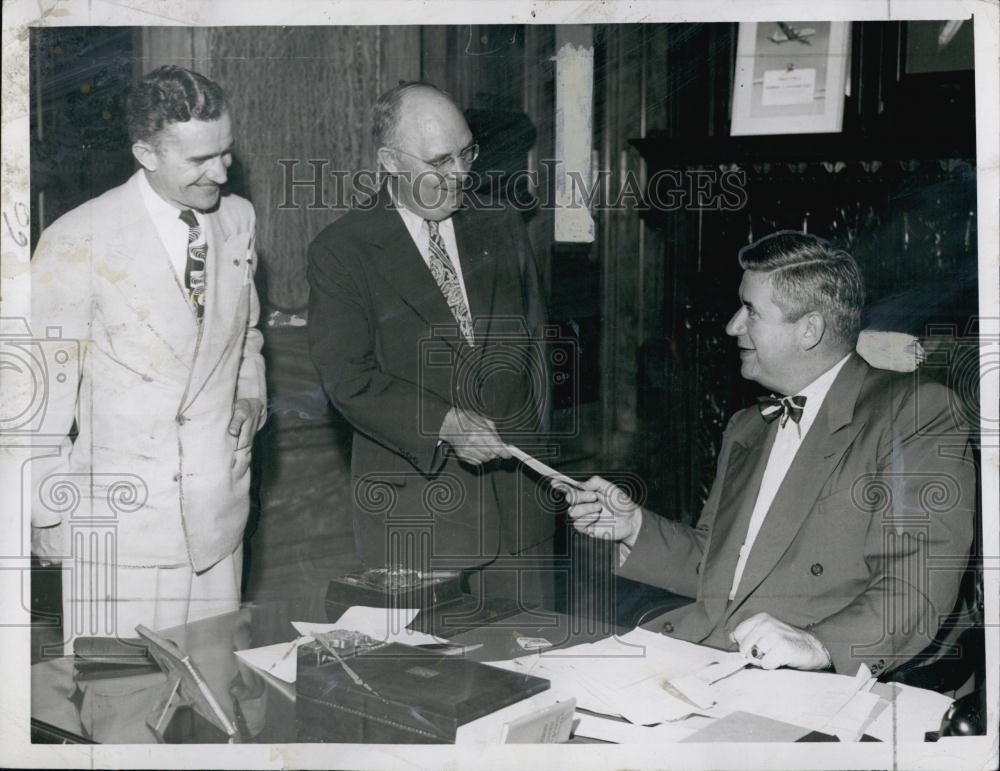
293,606,444,647
235,608,446,685
488,630,722,724
866,681,952,744
670,652,749,708
501,698,576,743
704,668,874,734
680,710,812,743
824,690,882,742
572,712,704,743
234,638,307,684
517,636,553,651
852,662,876,692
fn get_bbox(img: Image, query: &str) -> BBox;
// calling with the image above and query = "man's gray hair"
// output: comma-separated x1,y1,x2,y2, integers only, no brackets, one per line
738,231,866,345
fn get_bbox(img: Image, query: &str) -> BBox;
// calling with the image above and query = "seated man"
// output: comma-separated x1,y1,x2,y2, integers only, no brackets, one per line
563,231,974,677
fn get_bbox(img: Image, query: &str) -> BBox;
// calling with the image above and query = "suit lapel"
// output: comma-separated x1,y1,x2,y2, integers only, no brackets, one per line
180,201,254,413
364,188,471,356
700,416,777,622
104,175,198,370
729,355,871,608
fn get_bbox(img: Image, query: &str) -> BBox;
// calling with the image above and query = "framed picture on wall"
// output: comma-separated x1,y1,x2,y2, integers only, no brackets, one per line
731,21,851,135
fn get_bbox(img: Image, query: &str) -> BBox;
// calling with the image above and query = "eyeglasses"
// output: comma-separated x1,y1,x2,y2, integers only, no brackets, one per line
386,142,479,172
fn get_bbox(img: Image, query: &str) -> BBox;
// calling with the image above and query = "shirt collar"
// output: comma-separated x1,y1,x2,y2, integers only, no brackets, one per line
137,170,199,224
389,187,454,240
792,353,852,422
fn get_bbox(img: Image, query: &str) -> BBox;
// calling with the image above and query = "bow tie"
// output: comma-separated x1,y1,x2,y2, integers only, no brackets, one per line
757,394,807,427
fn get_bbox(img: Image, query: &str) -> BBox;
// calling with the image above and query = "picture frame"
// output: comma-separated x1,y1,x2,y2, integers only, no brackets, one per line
731,21,851,136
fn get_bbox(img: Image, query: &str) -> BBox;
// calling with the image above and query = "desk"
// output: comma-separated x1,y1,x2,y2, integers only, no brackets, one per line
30,597,951,745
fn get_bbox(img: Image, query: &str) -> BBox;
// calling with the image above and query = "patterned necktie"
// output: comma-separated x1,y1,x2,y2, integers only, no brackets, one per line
426,219,474,346
757,394,807,427
178,209,207,321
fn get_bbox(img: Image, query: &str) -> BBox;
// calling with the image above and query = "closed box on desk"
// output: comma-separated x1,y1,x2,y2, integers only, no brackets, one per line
295,643,549,743
325,570,463,620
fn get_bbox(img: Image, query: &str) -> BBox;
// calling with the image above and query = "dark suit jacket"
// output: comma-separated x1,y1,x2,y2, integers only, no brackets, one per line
620,353,975,676
307,186,551,570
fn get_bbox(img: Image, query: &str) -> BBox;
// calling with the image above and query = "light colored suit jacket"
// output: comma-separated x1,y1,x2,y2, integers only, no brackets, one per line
29,171,266,572
620,354,975,676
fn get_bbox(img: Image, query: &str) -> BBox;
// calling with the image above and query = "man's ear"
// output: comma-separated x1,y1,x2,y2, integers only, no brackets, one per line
799,311,826,351
132,141,159,172
376,147,400,174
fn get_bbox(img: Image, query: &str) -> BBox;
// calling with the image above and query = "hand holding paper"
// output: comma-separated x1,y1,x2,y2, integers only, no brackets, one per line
559,475,643,547
506,445,584,491
440,407,512,465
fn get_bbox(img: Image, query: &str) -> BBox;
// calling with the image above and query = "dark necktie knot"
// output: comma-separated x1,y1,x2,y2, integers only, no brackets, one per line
178,209,198,228
757,394,807,426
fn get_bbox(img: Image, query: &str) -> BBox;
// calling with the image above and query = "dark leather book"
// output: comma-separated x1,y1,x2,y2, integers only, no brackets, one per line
296,642,549,743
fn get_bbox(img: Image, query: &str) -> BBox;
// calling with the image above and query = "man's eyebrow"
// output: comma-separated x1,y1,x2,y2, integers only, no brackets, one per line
428,142,475,164
187,144,233,162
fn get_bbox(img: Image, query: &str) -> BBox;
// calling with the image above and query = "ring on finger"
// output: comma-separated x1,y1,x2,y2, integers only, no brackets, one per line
751,645,763,660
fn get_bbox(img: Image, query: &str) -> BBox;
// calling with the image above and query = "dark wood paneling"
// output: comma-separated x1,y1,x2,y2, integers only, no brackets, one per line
629,22,978,523
203,26,382,312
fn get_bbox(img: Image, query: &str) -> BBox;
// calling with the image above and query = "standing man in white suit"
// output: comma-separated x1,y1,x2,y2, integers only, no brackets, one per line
28,66,266,650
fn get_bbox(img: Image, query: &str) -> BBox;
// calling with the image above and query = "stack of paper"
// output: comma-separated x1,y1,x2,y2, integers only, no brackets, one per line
490,629,889,743
702,664,879,735
487,628,734,725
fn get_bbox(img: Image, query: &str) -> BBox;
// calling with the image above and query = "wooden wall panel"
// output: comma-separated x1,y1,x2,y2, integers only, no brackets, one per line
595,24,647,470
203,26,381,311
138,26,393,312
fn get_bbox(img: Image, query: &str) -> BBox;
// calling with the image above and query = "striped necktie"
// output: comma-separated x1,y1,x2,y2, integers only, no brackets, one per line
757,394,807,427
178,209,207,321
426,219,474,346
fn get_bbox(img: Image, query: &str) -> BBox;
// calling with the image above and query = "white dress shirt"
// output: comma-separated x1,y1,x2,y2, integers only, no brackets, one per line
137,171,203,282
394,203,472,312
727,354,852,600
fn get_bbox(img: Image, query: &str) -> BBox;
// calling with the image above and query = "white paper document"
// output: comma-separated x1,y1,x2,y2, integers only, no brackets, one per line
234,638,308,684
506,444,585,490
487,629,729,724
671,652,750,708
704,666,878,733
572,712,711,743
233,606,449,684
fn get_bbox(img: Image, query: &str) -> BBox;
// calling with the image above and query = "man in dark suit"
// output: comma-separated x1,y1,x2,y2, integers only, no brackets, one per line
307,82,553,608
563,232,974,676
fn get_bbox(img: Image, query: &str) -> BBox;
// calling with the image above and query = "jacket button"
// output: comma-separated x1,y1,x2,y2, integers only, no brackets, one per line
176,415,187,425
695,562,701,575
661,621,674,634
172,473,180,482
810,563,824,576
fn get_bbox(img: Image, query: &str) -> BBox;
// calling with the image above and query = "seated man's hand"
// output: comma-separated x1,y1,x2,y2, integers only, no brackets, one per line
439,407,512,465
731,612,831,671
558,476,643,547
